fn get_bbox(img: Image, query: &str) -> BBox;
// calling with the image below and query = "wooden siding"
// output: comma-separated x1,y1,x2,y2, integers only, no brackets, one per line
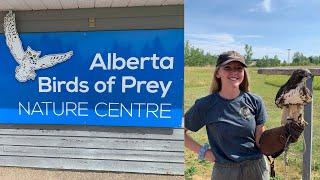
0,5,184,175
0,127,184,175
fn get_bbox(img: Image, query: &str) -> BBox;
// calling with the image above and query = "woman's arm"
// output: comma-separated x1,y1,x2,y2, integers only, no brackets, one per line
255,124,266,148
185,129,215,162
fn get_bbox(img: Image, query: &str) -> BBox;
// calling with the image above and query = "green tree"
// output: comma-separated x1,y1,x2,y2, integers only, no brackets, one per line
256,56,270,67
184,42,218,66
270,55,281,66
244,44,253,65
256,55,281,67
292,52,310,65
185,41,191,60
308,56,320,65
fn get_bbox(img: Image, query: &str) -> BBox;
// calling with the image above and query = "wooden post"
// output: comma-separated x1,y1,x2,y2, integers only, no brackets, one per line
257,68,319,180
303,76,313,180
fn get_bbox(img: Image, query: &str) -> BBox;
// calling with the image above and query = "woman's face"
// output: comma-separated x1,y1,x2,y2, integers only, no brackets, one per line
216,61,245,89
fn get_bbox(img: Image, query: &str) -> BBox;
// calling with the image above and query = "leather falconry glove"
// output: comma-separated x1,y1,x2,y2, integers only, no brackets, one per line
259,121,306,158
287,121,306,143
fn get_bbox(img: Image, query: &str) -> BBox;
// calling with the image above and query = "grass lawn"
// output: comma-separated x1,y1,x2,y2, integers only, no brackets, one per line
184,66,320,180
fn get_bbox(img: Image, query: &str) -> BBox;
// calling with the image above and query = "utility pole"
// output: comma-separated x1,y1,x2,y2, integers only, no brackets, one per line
287,49,291,62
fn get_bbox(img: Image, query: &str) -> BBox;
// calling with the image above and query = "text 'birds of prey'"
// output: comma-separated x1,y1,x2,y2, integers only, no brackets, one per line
4,11,73,82
275,69,312,125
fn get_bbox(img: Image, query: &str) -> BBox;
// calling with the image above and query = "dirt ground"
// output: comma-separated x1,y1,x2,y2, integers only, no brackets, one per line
0,167,184,180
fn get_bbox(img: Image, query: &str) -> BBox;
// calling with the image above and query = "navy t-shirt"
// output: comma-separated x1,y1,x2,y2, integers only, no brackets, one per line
185,91,267,163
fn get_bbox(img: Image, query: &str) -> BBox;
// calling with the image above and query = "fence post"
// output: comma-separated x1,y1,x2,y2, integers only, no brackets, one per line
303,76,313,180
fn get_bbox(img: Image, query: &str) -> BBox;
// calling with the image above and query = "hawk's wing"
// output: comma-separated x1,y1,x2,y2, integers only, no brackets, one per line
275,84,287,108
4,11,25,64
35,51,73,70
276,82,312,107
275,71,301,108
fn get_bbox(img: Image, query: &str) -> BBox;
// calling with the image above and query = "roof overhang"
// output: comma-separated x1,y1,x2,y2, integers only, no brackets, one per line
0,0,183,11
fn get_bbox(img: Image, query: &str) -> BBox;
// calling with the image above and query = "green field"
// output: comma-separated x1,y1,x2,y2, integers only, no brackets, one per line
184,67,320,180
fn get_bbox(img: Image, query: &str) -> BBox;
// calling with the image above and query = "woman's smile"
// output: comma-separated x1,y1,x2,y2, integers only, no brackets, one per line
228,77,240,81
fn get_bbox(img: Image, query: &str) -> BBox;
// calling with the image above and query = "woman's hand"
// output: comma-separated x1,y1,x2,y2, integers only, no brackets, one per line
185,129,215,162
204,149,215,162
255,124,266,148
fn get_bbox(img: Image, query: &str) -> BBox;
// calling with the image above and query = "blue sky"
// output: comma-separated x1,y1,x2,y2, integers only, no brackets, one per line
185,0,320,61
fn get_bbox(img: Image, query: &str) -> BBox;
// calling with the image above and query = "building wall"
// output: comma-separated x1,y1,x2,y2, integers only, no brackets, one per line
0,6,183,32
0,5,184,175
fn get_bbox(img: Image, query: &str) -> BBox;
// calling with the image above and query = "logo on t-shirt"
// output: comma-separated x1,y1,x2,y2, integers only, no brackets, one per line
239,106,254,120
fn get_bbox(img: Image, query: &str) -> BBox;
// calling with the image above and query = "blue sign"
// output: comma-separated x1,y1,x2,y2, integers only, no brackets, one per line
0,29,184,128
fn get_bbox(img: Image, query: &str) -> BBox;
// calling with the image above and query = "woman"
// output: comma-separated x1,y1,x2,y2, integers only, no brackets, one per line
185,51,270,180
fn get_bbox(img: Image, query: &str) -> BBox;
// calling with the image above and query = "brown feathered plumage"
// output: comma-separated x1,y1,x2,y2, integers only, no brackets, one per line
275,69,312,125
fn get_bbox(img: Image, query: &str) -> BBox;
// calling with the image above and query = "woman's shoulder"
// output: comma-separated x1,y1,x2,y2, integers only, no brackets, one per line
241,92,266,111
195,93,215,104
193,93,217,110
242,92,264,102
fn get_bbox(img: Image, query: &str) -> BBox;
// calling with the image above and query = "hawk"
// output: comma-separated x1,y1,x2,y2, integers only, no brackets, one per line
4,11,73,82
275,69,312,125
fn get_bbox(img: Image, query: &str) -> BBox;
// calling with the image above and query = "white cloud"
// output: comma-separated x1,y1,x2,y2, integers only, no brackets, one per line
263,0,271,12
248,7,259,12
253,46,287,60
186,33,289,61
188,38,243,55
186,33,263,45
249,0,271,13
186,33,235,44
236,35,264,39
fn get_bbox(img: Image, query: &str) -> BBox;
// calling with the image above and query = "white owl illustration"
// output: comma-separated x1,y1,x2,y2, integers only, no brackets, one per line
4,11,73,82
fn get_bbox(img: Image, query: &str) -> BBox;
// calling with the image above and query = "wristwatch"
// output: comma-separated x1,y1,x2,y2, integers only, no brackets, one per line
198,143,210,161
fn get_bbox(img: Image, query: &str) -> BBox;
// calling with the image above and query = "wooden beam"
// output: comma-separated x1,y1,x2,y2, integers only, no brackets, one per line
0,156,184,175
303,77,313,180
0,145,183,163
0,135,183,152
257,68,320,76
0,126,184,140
